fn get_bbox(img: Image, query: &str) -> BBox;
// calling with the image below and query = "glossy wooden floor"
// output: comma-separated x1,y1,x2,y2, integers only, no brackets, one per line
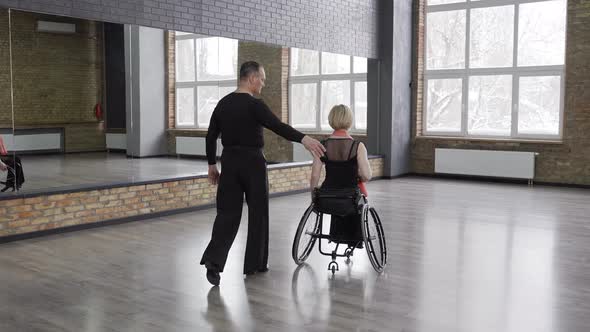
1,177,590,331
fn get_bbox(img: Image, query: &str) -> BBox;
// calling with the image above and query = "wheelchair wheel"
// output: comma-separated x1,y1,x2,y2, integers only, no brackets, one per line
292,203,321,264
361,205,387,273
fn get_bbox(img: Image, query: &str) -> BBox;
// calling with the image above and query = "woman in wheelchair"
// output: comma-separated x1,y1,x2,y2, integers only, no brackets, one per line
311,104,371,248
292,105,386,274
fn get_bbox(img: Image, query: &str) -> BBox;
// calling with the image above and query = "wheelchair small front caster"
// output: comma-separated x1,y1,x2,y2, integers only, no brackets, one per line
344,247,353,257
328,261,339,274
345,246,358,264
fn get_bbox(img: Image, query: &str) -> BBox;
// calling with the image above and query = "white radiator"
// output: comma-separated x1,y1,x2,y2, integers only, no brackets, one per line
106,133,126,150
176,136,222,156
435,148,537,180
1,133,62,152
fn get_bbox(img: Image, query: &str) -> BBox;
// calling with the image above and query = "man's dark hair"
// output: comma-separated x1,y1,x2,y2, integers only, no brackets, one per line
239,61,262,80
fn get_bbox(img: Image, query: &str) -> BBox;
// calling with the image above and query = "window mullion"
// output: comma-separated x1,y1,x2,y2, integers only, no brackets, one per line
423,78,428,135
463,6,471,137
511,3,520,137
316,79,321,132
559,71,565,138
462,75,469,136
512,74,519,138
349,55,355,131
351,78,356,131
193,85,198,129
317,54,322,131
193,36,199,129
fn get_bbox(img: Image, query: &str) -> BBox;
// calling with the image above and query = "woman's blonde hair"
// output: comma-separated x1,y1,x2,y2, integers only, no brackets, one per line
328,104,353,130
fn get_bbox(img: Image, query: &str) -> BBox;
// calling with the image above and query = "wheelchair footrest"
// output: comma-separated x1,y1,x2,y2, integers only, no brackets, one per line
304,232,332,239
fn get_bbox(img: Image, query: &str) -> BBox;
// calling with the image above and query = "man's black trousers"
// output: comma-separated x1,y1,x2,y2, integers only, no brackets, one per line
200,147,269,274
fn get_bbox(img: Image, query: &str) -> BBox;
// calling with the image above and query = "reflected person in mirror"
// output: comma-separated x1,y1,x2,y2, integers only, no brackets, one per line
200,61,325,286
0,136,6,171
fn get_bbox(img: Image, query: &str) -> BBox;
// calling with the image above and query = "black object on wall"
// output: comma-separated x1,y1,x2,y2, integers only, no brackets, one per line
104,22,126,130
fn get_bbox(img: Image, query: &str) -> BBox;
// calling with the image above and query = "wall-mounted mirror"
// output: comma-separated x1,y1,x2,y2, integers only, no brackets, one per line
0,7,372,196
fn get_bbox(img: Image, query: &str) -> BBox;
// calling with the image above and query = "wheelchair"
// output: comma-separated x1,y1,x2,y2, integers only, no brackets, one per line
291,187,387,274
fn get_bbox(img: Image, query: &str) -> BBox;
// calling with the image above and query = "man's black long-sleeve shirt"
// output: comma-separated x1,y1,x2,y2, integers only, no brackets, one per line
206,92,305,165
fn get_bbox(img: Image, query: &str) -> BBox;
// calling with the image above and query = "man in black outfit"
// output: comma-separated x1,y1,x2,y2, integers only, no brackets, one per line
200,61,325,286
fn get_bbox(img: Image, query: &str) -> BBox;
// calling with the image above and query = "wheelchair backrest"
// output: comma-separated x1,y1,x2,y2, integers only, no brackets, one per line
313,187,362,217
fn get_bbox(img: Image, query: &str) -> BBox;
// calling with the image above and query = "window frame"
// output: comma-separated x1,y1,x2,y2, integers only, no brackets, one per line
423,0,566,140
289,50,368,134
174,33,237,129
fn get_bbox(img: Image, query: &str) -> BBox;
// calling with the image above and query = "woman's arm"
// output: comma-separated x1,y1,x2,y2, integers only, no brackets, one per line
357,142,372,182
310,155,323,190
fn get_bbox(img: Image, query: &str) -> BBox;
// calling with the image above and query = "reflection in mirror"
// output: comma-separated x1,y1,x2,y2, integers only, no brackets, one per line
5,9,114,194
103,21,135,184
170,31,237,174
288,47,368,161
0,8,19,195
0,7,371,195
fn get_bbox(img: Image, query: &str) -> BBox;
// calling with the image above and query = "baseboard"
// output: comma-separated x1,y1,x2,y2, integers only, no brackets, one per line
106,148,126,153
407,172,590,189
378,173,412,180
125,154,173,159
534,180,590,189
408,172,528,185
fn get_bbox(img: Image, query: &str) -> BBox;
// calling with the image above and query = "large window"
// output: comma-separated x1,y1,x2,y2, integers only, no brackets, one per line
289,48,368,132
175,33,238,128
424,0,566,139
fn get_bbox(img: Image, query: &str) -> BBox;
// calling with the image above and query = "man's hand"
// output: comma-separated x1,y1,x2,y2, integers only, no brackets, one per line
301,135,326,159
208,164,220,185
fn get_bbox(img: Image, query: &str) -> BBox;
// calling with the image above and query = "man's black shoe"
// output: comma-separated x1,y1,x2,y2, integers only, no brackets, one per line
206,269,220,286
205,262,220,286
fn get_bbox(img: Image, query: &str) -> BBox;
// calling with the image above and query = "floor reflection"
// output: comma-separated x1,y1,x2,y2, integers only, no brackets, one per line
291,263,327,324
415,206,556,332
290,262,382,330
203,286,236,332
2,178,588,331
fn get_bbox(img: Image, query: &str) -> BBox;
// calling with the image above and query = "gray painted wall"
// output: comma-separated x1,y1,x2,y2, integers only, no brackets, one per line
367,58,380,157
390,0,413,176
124,25,140,157
125,25,167,157
0,0,379,58
138,26,167,157
367,0,413,177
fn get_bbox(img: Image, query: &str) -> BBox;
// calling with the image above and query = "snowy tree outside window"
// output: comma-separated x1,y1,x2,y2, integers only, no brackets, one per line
424,0,566,139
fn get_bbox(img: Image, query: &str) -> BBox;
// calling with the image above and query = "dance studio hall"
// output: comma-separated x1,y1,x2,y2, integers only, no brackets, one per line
0,0,587,331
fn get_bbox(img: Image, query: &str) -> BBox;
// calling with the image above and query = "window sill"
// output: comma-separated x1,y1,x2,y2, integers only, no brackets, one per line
415,135,563,145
